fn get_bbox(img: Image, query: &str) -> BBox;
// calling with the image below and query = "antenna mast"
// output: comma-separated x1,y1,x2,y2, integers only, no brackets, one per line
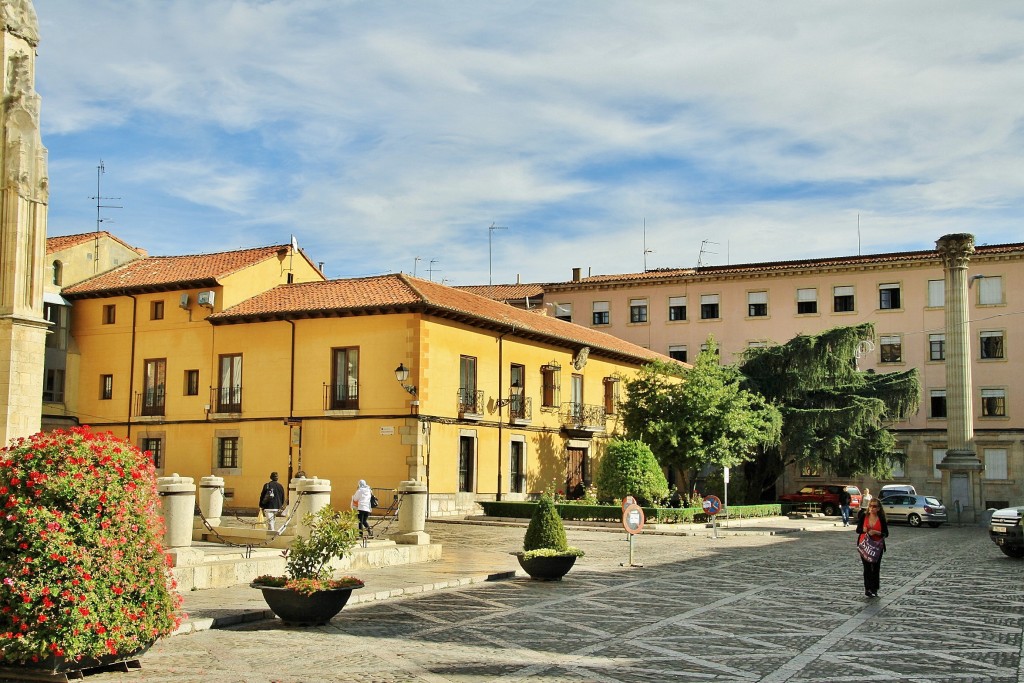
90,160,122,232
643,218,653,271
697,239,719,268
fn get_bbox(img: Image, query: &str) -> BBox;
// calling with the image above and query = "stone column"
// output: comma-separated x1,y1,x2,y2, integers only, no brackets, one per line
157,474,196,548
935,234,983,521
393,480,430,545
194,475,224,537
292,476,332,538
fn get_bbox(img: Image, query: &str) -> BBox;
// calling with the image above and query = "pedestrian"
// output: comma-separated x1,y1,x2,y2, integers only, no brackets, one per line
862,487,873,509
838,487,852,526
855,498,888,597
351,479,373,536
259,471,286,531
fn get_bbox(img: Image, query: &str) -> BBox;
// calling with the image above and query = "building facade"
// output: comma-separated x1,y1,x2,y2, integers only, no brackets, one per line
545,240,1024,508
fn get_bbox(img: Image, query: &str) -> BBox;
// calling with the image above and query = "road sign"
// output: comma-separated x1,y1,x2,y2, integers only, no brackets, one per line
702,495,723,516
622,503,645,535
622,495,636,510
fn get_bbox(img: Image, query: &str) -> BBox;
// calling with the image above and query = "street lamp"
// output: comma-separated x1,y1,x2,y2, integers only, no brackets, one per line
394,363,417,396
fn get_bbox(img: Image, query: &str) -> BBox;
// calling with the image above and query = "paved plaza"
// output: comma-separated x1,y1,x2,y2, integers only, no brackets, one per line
84,518,1024,682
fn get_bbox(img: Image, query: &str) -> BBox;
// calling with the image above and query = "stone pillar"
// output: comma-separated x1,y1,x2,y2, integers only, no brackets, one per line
935,233,983,521
157,474,196,548
393,480,429,545
195,475,224,530
292,476,331,538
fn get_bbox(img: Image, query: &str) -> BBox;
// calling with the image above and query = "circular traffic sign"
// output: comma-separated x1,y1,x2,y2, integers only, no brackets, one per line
622,495,636,510
622,503,645,535
702,495,722,516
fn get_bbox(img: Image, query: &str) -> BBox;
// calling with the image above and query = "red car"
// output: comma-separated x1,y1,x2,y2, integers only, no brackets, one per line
780,484,862,516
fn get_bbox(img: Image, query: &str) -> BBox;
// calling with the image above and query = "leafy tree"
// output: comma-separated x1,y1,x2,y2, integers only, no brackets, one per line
620,340,782,495
739,323,920,502
595,438,669,505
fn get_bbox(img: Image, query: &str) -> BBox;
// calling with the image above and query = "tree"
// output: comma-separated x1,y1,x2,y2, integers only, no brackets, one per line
595,438,669,505
739,323,920,502
620,340,782,496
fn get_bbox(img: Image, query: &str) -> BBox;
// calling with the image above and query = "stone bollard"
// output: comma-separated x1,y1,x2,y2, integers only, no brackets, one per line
292,477,332,538
393,480,430,545
194,475,224,539
157,474,196,548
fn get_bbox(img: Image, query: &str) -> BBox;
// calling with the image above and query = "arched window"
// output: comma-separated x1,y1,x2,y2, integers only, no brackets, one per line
51,260,63,286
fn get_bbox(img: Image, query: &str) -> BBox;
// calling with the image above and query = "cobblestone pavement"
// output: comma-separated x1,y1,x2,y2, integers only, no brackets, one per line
87,519,1024,682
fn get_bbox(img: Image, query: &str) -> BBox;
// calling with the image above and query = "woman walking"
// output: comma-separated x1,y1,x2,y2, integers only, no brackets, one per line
856,498,889,597
351,479,373,537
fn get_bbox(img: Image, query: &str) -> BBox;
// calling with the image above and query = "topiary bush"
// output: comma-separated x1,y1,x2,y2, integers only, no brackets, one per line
0,427,181,666
595,438,669,505
521,494,583,559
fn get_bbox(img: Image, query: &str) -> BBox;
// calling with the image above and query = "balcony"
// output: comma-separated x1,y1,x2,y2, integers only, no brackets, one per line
458,388,484,419
323,383,359,411
506,394,532,424
560,402,606,432
135,388,166,417
211,386,243,414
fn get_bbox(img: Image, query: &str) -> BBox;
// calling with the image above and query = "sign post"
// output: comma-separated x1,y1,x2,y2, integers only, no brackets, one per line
723,466,730,527
702,494,723,539
621,497,645,567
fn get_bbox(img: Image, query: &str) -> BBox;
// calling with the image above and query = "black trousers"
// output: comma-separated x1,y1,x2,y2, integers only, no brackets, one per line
357,509,370,531
861,557,881,592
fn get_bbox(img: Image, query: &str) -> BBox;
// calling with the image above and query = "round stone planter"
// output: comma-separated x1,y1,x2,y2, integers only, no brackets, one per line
253,584,362,626
0,641,153,680
514,553,578,581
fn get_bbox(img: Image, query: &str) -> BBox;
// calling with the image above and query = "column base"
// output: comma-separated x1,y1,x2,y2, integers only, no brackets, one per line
392,531,431,545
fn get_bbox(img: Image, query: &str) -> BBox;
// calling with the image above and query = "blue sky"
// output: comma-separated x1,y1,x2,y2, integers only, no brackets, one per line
34,1,1024,285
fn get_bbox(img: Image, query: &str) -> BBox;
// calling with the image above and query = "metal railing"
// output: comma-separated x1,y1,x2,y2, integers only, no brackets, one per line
560,402,606,430
135,389,166,417
323,383,359,411
507,394,532,422
458,388,484,417
211,386,243,413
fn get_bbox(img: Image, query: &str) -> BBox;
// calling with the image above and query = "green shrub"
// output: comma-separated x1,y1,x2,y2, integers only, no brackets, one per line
523,494,568,552
595,439,669,505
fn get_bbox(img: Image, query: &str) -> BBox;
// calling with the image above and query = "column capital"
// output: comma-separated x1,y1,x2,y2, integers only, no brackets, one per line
935,233,975,270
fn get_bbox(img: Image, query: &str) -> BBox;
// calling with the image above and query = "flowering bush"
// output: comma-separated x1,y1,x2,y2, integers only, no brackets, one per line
251,505,360,592
0,427,181,666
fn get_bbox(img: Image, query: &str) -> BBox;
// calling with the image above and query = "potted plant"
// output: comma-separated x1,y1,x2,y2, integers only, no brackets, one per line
251,505,364,625
513,493,584,580
0,427,181,677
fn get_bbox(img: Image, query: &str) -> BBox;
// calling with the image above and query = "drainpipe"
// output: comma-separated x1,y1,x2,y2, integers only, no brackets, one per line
125,293,137,440
286,320,297,489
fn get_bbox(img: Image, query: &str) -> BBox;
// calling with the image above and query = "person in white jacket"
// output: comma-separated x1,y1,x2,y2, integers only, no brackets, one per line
351,480,373,536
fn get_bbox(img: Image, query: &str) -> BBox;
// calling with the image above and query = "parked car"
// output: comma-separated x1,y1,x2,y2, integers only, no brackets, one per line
990,506,1024,558
880,494,947,527
779,485,862,516
879,484,917,499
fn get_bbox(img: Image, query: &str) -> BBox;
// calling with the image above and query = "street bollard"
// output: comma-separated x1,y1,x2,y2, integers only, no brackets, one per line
393,480,430,545
292,477,332,538
157,474,196,548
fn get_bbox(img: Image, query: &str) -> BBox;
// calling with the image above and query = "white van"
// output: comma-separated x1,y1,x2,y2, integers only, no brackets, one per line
879,484,917,499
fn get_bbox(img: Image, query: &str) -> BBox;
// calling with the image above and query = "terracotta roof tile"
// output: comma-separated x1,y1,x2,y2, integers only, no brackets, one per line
454,283,547,301
62,245,293,296
212,274,674,366
46,231,144,256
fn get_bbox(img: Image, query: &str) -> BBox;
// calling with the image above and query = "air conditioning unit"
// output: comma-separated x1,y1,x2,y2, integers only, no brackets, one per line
197,291,216,308
179,293,190,309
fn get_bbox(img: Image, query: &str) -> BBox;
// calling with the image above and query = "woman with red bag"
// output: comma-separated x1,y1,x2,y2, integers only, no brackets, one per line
856,499,889,597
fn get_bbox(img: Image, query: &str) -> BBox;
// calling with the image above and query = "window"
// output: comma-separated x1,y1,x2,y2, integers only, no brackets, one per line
747,291,768,317
150,300,164,320
748,341,768,348
978,276,1003,305
459,355,478,414
700,294,720,320
878,283,901,310
331,347,360,409
458,435,474,492
889,451,906,478
43,369,65,402
570,374,584,420
932,448,946,479
541,363,561,408
985,448,1008,480
184,369,200,396
592,301,609,325
833,286,855,312
509,440,525,494
981,388,1006,417
929,389,946,418
699,343,720,356
143,437,163,469
603,377,619,415
668,296,687,321
980,331,1004,359
927,279,945,307
102,304,116,325
217,354,243,412
217,437,239,468
43,303,69,350
668,345,687,362
551,303,572,322
879,335,902,363
51,260,63,286
796,288,818,314
929,333,945,361
629,298,648,323
100,374,113,400
142,359,167,416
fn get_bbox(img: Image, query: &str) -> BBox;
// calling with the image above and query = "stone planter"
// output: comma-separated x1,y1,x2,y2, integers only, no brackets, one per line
0,641,153,681
514,553,578,581
254,584,362,626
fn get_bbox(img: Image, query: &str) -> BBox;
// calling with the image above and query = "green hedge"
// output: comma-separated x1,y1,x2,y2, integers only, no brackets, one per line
478,501,782,524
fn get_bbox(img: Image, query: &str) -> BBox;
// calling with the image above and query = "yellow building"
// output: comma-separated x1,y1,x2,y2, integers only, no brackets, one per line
63,251,674,515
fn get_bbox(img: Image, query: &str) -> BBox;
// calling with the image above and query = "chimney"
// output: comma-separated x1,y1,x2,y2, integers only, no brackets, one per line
516,273,521,284
572,267,581,282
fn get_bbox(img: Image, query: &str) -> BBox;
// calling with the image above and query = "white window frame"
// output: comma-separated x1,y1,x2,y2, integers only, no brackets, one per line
878,282,901,310
629,298,649,324
668,345,687,362
668,296,687,321
928,333,945,361
929,389,947,419
833,285,855,312
981,388,1007,417
980,330,1005,360
747,291,768,317
927,279,945,307
551,303,572,322
796,288,818,314
978,276,1003,305
592,301,610,325
700,294,720,320
879,334,902,363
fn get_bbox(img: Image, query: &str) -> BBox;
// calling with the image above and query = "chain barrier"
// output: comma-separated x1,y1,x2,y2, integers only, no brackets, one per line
195,489,303,558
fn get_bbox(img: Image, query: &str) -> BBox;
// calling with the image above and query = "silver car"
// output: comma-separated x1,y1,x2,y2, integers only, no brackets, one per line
880,494,947,528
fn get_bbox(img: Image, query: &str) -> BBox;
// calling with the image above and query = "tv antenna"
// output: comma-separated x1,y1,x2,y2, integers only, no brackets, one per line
697,239,719,268
89,160,122,232
643,218,653,271
427,258,441,282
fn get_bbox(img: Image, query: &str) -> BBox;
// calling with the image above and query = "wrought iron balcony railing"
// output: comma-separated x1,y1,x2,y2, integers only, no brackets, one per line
560,402,606,430
458,388,484,417
507,394,532,423
135,388,166,417
211,386,243,414
323,383,359,411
